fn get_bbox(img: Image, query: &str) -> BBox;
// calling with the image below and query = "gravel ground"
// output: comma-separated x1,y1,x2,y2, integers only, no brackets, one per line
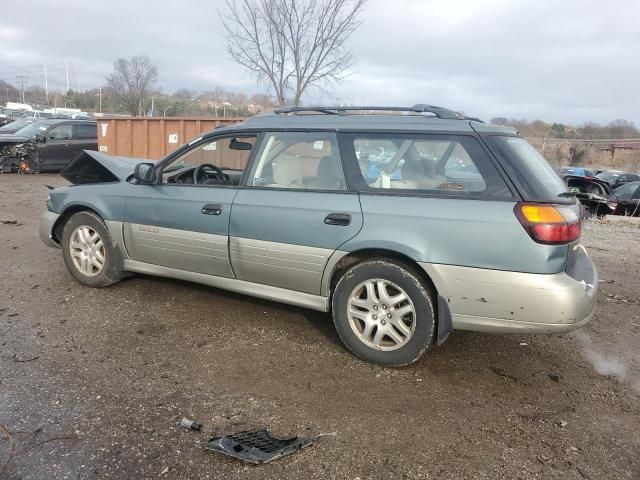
0,174,638,480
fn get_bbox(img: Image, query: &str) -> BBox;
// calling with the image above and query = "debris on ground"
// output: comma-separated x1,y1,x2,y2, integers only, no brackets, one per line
548,373,561,382
206,429,314,464
489,366,529,385
12,354,39,363
0,220,22,226
180,417,202,431
557,420,568,428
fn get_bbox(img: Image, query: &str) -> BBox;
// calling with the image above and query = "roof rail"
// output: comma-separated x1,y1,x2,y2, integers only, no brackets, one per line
273,104,470,120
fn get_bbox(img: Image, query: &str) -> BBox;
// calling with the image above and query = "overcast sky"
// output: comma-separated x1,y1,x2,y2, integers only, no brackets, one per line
1,0,638,124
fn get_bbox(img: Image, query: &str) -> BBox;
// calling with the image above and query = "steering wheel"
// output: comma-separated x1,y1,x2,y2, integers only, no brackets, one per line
193,164,230,185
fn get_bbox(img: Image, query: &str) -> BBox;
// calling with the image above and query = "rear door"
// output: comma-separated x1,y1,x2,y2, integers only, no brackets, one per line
38,123,74,171
72,122,98,156
229,131,363,294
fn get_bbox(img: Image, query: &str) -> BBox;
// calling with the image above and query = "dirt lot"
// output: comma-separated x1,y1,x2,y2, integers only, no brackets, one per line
1,174,638,480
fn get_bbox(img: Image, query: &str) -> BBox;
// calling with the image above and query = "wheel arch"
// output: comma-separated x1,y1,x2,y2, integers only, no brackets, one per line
325,248,440,300
52,204,105,244
324,248,453,346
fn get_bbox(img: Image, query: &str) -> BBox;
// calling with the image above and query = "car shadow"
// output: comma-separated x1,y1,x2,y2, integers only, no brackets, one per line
116,274,577,373
123,273,341,346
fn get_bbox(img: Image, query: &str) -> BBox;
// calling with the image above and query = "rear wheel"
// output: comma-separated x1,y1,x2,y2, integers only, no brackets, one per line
331,259,435,366
61,211,123,287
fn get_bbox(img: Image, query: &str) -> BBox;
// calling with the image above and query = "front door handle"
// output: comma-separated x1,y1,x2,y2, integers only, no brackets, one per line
201,203,223,215
324,213,351,226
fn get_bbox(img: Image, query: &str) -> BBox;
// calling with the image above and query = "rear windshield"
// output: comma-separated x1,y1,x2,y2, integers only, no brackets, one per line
488,136,571,203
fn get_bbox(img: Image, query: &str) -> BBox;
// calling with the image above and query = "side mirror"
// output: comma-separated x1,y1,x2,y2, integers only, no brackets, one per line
133,162,155,184
35,133,46,143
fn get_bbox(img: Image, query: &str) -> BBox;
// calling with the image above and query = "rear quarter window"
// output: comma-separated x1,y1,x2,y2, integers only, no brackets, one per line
486,136,571,203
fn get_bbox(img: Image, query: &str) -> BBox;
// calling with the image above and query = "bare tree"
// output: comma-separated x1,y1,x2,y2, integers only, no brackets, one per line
221,0,367,106
106,55,158,116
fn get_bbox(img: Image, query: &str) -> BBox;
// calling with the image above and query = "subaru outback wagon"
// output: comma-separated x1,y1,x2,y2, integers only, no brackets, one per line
40,105,597,366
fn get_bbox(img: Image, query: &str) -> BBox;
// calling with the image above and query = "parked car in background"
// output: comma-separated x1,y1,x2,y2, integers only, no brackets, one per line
556,166,595,178
39,105,597,366
612,182,640,216
563,175,617,217
0,119,97,173
0,117,36,135
596,170,640,189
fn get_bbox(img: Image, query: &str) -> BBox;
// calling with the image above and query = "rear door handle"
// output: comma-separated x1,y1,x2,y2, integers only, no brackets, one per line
324,213,351,226
201,203,223,215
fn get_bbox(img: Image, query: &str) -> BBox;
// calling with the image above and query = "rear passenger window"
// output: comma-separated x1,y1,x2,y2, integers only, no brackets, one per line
248,132,346,191
74,124,97,139
348,134,510,197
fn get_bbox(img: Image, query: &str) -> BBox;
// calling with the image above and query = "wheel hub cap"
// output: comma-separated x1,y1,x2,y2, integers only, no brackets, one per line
347,279,416,351
69,225,105,277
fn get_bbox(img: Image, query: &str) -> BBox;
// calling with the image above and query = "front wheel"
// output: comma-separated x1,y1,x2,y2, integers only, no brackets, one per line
331,259,436,366
61,211,123,287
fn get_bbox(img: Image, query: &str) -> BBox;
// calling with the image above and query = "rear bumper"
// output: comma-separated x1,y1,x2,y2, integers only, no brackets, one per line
39,210,61,248
419,245,597,334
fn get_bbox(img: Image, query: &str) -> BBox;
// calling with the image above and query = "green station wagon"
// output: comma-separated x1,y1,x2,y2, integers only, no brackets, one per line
40,105,597,366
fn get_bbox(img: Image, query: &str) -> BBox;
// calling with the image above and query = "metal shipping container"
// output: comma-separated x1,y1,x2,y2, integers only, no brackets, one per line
96,117,244,161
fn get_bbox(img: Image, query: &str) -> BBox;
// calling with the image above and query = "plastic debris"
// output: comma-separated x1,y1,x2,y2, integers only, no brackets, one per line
206,429,313,464
180,417,202,431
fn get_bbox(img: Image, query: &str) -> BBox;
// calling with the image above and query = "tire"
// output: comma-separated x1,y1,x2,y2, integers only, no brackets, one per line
61,211,123,288
331,259,436,367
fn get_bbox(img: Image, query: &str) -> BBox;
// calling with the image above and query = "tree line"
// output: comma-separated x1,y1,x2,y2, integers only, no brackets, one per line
490,117,638,140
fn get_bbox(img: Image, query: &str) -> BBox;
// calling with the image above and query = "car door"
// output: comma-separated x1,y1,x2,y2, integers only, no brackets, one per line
122,134,256,278
38,123,74,171
613,183,640,215
620,184,640,216
71,122,98,156
229,131,363,295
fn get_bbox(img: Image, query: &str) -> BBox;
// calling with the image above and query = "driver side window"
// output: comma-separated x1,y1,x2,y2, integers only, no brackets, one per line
162,136,256,185
47,124,72,140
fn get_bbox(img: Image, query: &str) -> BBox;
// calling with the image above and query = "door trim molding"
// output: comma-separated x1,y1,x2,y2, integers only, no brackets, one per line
123,259,330,312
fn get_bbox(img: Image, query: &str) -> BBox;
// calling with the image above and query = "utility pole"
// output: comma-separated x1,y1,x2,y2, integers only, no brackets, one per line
65,58,70,92
5,88,9,104
98,87,102,113
43,64,49,105
16,75,27,103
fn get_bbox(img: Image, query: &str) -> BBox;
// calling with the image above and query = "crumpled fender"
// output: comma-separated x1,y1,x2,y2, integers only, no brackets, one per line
61,150,147,184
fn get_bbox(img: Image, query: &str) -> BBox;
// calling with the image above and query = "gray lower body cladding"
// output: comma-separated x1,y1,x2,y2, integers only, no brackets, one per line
40,213,597,334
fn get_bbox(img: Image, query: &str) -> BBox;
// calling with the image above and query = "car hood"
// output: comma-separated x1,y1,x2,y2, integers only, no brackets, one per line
61,150,146,184
0,135,32,144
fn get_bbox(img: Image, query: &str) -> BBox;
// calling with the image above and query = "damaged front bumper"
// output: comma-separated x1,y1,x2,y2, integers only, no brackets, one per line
420,245,598,334
39,210,61,248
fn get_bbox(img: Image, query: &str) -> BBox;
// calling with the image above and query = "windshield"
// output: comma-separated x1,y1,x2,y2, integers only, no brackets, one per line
13,122,49,138
596,171,621,183
488,136,570,202
0,118,34,131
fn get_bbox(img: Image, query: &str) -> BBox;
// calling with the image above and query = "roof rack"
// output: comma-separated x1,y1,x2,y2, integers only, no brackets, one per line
273,104,470,120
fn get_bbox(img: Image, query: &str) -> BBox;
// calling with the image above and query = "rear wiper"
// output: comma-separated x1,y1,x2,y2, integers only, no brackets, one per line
558,191,577,197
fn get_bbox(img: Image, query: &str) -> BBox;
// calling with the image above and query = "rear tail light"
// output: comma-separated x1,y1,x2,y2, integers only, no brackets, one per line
515,203,581,245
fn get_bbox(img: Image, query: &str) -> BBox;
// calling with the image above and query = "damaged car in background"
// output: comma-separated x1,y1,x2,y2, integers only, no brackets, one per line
563,175,617,217
39,105,598,367
562,175,640,217
0,119,97,173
